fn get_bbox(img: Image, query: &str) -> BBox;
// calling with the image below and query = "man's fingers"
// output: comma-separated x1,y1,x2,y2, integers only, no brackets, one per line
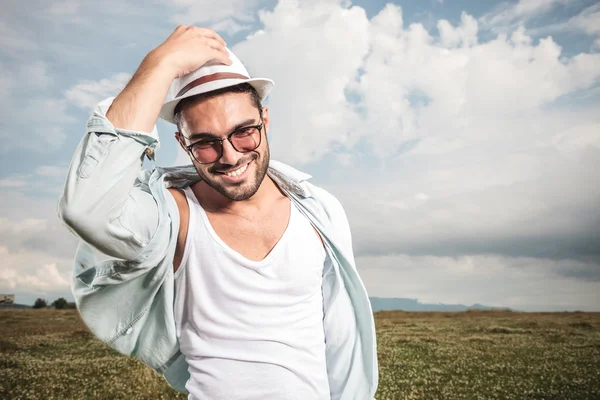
211,49,232,65
170,24,189,38
205,37,226,52
195,27,227,47
201,37,230,62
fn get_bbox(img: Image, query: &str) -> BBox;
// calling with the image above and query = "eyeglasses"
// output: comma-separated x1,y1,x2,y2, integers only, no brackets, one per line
183,120,263,164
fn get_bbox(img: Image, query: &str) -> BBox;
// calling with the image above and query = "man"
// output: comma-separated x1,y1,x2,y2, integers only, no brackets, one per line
58,26,378,399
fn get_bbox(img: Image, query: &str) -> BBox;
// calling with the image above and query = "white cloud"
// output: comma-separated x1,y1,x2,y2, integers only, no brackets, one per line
65,72,131,110
0,191,77,258
0,191,77,298
165,0,262,34
508,0,568,18
0,59,73,152
3,99,72,152
1,58,130,153
346,8,600,158
552,121,600,153
35,166,69,178
0,251,70,293
0,60,51,94
568,3,600,36
523,3,600,45
0,20,38,52
0,178,29,188
332,125,600,263
210,18,252,35
437,12,478,48
0,168,68,195
22,61,53,88
48,0,82,16
358,254,600,311
481,0,571,31
232,0,370,164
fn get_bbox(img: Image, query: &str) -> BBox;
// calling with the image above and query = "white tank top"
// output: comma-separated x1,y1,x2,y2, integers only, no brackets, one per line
173,187,330,400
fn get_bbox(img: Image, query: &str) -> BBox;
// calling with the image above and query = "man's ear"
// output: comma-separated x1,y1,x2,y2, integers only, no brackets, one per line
175,131,186,150
262,106,269,136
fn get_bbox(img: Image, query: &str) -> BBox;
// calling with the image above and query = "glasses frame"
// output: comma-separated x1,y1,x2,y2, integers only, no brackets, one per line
183,119,264,164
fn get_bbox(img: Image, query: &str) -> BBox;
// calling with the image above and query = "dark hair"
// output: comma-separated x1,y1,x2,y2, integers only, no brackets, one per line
173,83,263,134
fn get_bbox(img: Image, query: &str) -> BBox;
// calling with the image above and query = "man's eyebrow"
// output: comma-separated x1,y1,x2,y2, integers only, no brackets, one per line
187,118,258,141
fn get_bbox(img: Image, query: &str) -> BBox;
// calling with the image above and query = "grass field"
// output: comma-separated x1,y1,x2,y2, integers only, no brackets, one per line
1,309,599,399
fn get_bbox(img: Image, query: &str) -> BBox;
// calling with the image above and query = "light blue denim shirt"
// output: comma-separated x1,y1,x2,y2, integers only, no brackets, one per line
58,98,378,399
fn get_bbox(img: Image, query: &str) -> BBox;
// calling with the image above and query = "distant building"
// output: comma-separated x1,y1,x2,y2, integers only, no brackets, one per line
0,294,15,304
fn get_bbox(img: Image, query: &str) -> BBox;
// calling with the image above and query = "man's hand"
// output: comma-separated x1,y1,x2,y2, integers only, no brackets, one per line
147,25,231,79
106,26,231,132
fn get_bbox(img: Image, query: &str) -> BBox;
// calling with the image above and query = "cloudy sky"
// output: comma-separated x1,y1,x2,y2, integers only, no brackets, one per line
1,0,599,311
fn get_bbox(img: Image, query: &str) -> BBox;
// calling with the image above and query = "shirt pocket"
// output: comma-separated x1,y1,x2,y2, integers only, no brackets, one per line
77,132,118,178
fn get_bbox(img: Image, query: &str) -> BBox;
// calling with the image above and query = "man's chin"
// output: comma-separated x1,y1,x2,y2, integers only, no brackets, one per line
195,155,269,201
205,174,261,201
219,183,260,201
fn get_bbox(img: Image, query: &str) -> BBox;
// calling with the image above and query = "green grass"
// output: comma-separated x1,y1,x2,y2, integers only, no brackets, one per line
1,309,599,399
375,310,600,400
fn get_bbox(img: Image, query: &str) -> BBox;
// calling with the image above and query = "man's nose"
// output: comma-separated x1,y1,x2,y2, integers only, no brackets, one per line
218,139,241,165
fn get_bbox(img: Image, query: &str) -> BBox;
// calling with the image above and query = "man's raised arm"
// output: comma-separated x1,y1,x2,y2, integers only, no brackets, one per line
58,26,231,260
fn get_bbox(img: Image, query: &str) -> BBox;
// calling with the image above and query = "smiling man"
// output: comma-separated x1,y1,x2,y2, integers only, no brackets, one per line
58,26,378,400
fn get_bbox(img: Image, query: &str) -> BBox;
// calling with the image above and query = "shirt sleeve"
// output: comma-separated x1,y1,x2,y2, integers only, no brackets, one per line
57,97,161,260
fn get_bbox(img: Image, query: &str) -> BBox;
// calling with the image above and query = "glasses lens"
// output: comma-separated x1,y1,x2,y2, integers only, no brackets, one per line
231,126,260,152
191,141,220,163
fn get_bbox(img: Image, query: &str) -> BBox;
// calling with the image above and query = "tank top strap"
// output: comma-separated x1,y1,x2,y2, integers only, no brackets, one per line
174,186,199,280
182,186,201,207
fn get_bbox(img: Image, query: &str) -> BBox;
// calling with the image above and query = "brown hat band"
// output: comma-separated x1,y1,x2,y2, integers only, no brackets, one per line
177,72,250,97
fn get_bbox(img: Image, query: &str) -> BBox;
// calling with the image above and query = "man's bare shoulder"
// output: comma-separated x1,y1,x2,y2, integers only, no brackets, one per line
167,187,186,202
167,187,190,271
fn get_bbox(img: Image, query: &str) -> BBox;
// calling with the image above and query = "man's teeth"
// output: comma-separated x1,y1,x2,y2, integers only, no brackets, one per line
224,163,248,177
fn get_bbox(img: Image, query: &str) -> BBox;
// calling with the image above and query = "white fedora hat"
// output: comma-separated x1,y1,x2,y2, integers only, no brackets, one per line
159,48,274,124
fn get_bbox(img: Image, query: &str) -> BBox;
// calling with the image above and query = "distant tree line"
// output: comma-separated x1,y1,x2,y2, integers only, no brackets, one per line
32,297,76,309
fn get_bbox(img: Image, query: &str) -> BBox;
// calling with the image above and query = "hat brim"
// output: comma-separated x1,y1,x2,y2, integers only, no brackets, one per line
159,78,274,125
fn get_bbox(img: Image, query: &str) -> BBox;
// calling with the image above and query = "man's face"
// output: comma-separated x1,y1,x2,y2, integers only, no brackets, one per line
176,92,270,201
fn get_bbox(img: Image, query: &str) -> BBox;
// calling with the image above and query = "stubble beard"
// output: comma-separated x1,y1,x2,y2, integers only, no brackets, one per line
194,145,270,201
